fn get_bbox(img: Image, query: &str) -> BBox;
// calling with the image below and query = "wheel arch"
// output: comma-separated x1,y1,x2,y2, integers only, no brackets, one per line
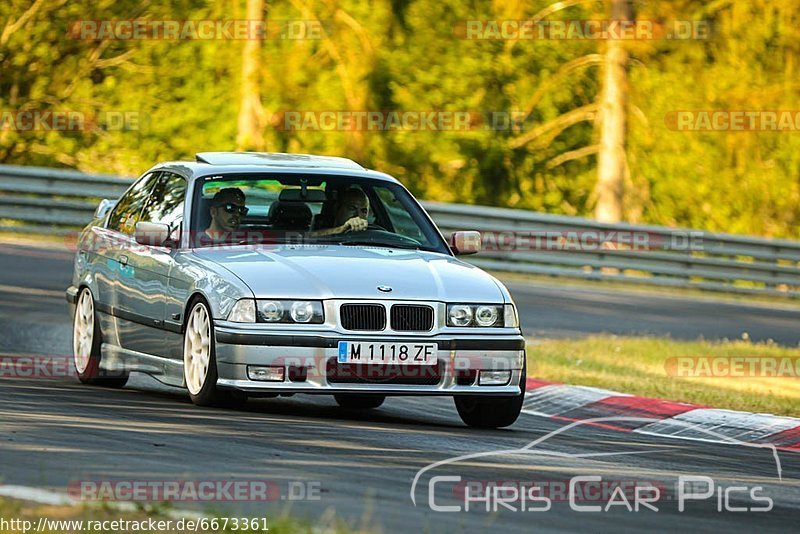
181,292,212,333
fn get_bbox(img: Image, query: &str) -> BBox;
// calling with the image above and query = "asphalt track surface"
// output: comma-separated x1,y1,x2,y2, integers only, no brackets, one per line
0,242,798,533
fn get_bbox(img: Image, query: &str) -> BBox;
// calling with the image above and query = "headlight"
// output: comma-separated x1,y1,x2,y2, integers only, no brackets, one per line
448,304,473,327
290,301,317,323
258,300,284,322
447,304,511,327
255,299,324,324
228,299,256,322
475,305,500,327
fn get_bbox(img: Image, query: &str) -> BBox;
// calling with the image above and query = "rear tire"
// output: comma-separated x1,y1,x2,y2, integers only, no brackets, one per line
454,364,526,429
334,394,386,409
72,287,129,388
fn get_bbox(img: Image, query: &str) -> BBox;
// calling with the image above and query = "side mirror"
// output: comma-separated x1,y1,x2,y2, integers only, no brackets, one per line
94,199,116,221
135,222,171,247
450,231,481,255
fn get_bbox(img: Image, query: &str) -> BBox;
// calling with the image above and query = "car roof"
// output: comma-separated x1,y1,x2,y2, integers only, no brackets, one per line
149,152,400,184
196,151,365,169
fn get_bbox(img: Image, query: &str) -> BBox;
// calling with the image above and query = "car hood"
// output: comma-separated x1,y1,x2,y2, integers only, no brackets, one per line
192,245,507,302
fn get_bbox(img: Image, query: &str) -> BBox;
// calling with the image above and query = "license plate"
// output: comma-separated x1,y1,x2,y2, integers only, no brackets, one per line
337,341,437,365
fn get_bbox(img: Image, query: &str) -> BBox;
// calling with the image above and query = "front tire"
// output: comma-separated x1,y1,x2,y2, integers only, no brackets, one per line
183,299,225,406
334,394,386,409
72,287,129,388
454,365,526,429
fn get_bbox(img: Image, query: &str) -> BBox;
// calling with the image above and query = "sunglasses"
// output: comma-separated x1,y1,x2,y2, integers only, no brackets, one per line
215,203,249,216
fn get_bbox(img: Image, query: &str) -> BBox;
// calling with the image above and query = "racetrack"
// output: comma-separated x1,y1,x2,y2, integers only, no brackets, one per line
0,242,798,532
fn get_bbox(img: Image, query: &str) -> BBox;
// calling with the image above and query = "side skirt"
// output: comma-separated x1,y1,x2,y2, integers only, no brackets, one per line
100,343,185,387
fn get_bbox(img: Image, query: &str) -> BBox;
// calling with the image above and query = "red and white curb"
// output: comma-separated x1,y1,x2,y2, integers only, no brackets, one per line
523,378,800,451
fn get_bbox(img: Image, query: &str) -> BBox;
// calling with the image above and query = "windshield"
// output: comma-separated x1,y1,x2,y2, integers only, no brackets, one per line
190,173,450,254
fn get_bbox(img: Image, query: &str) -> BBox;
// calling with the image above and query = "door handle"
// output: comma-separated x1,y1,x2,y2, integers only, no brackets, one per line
119,255,128,266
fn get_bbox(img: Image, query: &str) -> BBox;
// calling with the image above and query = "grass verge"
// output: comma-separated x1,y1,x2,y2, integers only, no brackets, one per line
0,231,70,248
527,335,800,417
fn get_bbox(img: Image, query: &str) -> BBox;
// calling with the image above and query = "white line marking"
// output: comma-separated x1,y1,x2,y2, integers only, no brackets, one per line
0,284,64,299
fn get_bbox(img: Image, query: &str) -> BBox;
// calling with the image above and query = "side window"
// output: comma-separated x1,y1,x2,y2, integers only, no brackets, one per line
140,172,186,228
107,172,160,235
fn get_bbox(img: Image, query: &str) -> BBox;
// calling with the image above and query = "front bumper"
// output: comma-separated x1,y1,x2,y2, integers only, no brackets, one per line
214,325,526,396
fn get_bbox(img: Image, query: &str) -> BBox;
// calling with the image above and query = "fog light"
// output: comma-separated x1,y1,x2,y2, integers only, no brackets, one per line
478,370,512,386
247,366,285,382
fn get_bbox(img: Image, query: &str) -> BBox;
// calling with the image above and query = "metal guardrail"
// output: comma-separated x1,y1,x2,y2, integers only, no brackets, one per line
0,165,131,231
1,164,799,298
425,202,800,297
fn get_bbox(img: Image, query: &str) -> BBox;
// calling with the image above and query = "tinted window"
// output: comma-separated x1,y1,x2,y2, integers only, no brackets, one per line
107,172,160,235
140,172,186,228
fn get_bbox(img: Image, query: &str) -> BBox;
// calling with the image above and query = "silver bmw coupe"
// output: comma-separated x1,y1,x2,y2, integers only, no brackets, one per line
66,152,526,428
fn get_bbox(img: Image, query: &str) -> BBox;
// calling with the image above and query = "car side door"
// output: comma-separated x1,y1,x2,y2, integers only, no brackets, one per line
93,172,161,339
114,171,187,358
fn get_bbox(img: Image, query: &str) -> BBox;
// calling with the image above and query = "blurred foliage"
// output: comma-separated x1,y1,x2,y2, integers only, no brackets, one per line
1,0,798,237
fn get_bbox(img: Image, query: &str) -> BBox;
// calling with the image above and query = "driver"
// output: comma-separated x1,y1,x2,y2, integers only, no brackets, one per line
312,188,369,236
200,187,248,244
